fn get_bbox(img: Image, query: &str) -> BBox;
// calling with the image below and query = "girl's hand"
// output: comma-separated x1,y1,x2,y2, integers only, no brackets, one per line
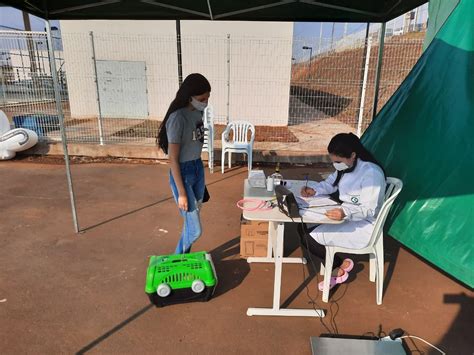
325,208,345,221
178,195,188,211
300,187,316,197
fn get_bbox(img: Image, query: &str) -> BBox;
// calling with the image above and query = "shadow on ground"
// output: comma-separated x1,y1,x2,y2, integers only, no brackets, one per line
288,86,352,126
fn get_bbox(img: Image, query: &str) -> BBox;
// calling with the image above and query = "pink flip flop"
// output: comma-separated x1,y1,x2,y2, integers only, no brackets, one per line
341,258,354,273
318,270,349,291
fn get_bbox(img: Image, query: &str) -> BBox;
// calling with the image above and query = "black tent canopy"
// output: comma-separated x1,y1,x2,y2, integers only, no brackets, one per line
2,0,426,22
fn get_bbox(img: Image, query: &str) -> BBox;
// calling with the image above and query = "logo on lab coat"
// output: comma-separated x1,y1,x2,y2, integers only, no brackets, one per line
351,196,359,203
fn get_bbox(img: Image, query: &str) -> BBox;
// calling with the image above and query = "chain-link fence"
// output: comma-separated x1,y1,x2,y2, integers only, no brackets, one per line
0,25,424,154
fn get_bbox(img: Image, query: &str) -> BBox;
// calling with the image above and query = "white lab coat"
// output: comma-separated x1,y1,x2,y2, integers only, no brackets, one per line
308,159,386,249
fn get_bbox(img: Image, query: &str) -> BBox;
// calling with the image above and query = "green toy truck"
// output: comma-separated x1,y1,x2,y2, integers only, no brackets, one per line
145,251,217,307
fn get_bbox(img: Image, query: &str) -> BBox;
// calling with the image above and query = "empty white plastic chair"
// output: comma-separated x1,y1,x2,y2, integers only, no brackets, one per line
320,177,403,305
221,121,255,173
203,105,214,173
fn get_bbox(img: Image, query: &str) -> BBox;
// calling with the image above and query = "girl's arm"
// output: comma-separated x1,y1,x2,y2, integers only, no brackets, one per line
168,143,188,211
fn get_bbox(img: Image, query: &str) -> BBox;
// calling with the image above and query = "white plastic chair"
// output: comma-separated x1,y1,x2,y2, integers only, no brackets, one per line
203,105,214,173
221,121,255,173
320,177,403,305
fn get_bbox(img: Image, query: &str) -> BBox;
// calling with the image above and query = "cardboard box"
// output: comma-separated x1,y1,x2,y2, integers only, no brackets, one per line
240,216,269,258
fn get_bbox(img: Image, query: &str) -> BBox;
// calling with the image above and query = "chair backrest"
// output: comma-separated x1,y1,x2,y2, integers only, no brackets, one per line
0,110,10,135
368,177,403,247
203,105,213,129
224,121,255,143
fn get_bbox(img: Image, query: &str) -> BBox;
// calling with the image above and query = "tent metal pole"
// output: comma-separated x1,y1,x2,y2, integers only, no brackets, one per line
226,34,231,124
371,22,386,120
45,20,80,233
50,0,120,15
176,20,183,85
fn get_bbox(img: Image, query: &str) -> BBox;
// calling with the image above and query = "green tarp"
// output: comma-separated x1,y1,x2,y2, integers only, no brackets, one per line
2,0,426,22
423,0,460,50
362,0,474,287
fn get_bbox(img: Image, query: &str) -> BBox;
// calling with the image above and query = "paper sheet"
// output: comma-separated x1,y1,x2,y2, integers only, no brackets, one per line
295,195,340,208
299,207,331,219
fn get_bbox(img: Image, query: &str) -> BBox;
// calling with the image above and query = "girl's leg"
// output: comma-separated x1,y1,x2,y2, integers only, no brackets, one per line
175,209,202,254
169,163,203,254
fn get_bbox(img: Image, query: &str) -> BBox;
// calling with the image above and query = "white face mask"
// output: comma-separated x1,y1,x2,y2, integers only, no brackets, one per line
191,97,208,111
333,162,350,171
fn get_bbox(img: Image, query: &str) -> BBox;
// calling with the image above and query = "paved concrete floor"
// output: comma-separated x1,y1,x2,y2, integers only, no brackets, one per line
0,160,472,354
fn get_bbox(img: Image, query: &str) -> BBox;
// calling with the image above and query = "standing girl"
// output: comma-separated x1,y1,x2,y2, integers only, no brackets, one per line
157,73,211,254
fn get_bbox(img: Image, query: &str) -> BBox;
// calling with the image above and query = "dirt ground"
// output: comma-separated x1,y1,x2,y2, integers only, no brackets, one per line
0,159,472,354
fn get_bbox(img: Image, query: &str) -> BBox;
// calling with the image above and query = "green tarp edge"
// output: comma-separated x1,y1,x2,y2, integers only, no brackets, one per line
362,0,474,287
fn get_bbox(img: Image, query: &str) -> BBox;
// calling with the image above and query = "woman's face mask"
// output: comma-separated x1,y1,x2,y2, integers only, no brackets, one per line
330,153,355,171
333,162,350,171
190,92,210,111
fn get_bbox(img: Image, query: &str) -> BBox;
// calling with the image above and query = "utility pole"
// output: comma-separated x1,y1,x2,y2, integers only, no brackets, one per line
330,22,335,50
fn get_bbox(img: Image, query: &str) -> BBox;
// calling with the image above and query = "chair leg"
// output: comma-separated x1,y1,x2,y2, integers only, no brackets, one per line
228,151,232,169
208,145,213,174
322,247,335,303
375,241,384,305
221,148,225,174
369,253,376,282
248,149,252,171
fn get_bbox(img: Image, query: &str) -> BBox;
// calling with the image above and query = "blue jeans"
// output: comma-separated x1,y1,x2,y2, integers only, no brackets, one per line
169,158,205,254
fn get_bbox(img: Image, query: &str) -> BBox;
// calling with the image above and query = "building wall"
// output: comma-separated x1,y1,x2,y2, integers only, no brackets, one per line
60,20,178,120
60,20,293,125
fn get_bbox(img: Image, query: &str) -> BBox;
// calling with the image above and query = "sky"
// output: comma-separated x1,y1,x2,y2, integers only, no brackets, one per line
0,7,60,31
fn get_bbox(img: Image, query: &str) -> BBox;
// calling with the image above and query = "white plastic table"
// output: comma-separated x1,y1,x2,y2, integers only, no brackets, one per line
243,179,342,317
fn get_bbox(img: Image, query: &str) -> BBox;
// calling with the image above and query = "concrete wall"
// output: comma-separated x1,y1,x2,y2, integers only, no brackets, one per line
60,20,293,126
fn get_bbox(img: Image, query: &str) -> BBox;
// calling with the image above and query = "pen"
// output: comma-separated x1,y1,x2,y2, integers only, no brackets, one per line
304,174,309,192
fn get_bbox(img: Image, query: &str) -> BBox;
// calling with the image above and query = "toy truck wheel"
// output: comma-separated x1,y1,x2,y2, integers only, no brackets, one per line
191,280,205,293
156,283,171,297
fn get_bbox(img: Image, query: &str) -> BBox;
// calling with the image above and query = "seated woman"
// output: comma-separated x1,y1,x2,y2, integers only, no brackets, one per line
299,132,386,291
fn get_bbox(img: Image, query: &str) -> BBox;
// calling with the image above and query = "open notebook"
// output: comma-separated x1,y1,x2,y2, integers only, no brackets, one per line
293,192,340,219
295,195,340,208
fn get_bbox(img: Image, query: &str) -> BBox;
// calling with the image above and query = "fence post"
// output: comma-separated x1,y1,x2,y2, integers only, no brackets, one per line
0,69,6,106
371,22,386,120
46,20,80,233
226,33,231,124
357,37,372,137
89,31,105,145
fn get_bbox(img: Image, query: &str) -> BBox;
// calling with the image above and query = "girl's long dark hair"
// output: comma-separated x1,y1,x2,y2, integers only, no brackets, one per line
157,73,211,154
328,132,385,186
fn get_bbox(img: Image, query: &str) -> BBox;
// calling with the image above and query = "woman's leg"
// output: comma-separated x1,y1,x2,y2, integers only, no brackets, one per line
298,224,343,268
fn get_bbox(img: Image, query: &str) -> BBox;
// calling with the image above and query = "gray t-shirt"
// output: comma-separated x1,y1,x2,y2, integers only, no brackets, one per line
166,108,204,162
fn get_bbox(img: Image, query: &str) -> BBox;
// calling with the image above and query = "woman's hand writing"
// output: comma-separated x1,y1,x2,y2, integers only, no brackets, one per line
300,187,316,197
